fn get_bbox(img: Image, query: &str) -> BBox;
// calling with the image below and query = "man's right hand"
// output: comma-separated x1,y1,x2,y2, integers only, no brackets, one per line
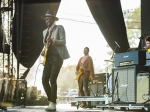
75,71,79,75
41,51,45,56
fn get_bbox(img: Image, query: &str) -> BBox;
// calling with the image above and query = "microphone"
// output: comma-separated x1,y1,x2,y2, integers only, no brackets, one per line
115,41,120,48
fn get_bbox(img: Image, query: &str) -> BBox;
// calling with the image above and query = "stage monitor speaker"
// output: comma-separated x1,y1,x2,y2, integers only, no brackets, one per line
90,82,105,106
137,73,149,103
112,65,148,103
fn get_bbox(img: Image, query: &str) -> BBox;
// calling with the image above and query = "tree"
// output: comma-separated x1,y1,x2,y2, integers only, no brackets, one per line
124,8,141,47
57,65,78,92
107,7,141,56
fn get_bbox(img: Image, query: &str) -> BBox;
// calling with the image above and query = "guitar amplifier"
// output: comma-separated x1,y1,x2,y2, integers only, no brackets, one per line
137,73,149,103
114,50,146,67
112,65,148,103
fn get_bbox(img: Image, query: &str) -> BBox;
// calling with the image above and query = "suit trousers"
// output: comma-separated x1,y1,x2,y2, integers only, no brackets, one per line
42,56,63,103
78,77,91,106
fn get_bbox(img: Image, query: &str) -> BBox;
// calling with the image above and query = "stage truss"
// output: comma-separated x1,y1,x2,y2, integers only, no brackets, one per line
1,0,14,75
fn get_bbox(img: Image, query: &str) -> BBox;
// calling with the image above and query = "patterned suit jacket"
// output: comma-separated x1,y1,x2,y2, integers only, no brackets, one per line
42,25,70,60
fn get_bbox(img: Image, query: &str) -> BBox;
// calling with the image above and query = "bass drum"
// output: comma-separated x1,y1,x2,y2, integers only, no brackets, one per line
107,73,112,94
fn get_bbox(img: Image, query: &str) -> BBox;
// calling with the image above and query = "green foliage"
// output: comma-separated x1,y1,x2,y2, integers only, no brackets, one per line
124,7,141,47
107,7,141,54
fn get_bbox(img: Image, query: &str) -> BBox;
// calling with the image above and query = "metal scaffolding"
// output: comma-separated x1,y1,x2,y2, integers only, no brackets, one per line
1,0,14,76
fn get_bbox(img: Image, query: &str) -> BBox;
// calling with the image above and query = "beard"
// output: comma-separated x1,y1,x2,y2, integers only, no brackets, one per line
46,21,54,28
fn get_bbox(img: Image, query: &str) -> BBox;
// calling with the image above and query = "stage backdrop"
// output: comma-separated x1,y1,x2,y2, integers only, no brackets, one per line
13,0,146,77
12,0,61,78
141,0,150,48
86,0,130,53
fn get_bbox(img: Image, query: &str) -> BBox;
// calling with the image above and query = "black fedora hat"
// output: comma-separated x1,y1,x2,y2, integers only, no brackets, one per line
41,10,59,21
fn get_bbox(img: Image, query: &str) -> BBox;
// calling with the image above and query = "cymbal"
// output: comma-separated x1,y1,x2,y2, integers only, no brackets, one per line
104,59,114,62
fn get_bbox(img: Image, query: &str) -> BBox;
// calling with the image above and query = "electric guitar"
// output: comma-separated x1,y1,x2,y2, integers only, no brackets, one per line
75,68,83,81
148,48,150,54
43,22,56,66
43,41,49,66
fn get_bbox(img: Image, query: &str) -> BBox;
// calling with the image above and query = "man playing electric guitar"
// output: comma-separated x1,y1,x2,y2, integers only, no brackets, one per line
76,47,94,108
40,10,70,111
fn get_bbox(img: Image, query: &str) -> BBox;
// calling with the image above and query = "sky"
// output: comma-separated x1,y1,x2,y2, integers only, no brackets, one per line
11,0,141,90
56,0,141,68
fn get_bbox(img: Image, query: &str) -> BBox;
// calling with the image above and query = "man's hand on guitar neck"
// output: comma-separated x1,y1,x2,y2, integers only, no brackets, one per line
46,37,54,43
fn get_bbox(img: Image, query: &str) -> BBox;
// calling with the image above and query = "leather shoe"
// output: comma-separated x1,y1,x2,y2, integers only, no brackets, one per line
45,102,56,111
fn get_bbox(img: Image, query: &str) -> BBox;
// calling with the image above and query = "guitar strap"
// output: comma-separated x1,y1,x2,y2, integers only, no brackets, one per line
44,29,49,43
45,29,53,42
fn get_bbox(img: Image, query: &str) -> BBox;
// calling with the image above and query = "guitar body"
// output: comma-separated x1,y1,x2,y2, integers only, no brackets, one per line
43,44,49,66
75,69,82,81
42,22,56,66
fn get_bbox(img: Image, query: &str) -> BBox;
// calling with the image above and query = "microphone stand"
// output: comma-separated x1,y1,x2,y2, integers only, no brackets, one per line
112,72,120,104
111,42,118,59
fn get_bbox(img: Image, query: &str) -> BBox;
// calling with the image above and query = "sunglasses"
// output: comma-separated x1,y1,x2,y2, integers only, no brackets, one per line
45,17,54,21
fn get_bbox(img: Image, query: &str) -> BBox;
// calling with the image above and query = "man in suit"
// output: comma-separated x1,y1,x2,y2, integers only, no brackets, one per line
41,10,70,111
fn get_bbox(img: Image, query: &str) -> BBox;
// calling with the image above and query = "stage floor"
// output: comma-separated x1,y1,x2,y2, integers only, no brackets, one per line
0,104,145,112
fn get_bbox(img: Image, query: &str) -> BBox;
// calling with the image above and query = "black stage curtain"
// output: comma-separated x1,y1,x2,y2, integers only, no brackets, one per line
141,0,150,48
13,0,61,69
86,0,129,53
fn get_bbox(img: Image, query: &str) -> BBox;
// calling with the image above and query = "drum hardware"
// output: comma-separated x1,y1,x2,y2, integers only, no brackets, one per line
107,73,112,95
106,40,118,94
104,60,114,63
104,59,114,95
112,72,121,104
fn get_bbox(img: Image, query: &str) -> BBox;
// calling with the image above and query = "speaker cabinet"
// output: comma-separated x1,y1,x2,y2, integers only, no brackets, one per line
112,65,148,103
137,73,149,103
